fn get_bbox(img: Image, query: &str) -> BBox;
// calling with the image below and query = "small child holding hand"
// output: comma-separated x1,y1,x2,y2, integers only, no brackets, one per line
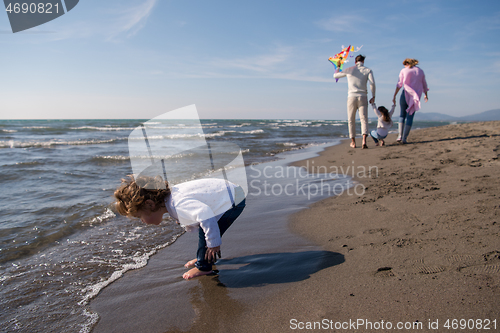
370,103,395,146
114,176,246,280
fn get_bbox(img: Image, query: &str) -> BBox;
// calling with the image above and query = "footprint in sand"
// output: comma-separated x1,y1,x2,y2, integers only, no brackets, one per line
403,257,448,275
417,265,447,274
458,251,500,275
374,266,396,278
459,265,500,275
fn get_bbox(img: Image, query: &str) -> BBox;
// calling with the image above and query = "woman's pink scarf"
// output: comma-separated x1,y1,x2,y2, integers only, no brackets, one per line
397,66,428,115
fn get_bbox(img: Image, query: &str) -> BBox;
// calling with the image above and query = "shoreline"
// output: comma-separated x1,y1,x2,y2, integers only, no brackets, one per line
89,143,345,333
90,121,500,332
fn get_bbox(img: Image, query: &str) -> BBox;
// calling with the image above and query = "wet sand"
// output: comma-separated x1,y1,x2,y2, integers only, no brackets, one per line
90,121,500,332
90,147,346,333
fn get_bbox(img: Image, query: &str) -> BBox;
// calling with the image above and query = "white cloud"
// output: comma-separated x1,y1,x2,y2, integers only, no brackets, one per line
31,0,159,41
210,46,293,73
107,0,158,40
315,14,366,32
152,42,336,83
493,60,500,73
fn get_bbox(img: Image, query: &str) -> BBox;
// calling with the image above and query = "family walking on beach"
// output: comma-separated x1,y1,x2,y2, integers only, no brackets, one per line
334,56,429,148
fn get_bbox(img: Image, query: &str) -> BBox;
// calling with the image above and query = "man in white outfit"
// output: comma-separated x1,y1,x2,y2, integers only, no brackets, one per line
334,55,376,149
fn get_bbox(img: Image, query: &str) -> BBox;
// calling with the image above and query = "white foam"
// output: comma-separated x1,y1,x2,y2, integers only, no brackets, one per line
79,308,100,333
87,209,116,226
70,126,135,131
0,138,123,149
93,155,130,161
227,123,251,128
78,232,184,307
239,129,264,134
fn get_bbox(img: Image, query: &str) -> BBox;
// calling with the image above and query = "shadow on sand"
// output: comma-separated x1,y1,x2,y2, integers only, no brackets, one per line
214,250,344,288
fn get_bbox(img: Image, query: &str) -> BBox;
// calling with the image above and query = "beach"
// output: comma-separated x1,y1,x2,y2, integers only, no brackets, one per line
90,121,499,332
249,121,500,332
0,118,452,331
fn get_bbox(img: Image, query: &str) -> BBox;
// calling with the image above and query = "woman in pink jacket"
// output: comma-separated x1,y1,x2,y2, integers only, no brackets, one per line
392,58,429,143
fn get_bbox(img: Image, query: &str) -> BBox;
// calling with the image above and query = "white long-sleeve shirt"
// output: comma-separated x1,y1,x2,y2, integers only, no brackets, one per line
165,178,238,248
334,62,376,98
371,103,395,137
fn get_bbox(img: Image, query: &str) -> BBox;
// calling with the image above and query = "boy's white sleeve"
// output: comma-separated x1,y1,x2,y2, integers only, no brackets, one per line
199,217,221,248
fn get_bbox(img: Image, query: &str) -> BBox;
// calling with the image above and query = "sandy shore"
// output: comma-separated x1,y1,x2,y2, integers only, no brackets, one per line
234,121,500,332
91,121,500,332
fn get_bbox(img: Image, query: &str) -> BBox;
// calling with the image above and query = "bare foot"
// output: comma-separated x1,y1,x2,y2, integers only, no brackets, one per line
184,258,197,268
183,267,213,280
380,140,384,146
350,142,356,148
374,142,379,146
362,143,368,149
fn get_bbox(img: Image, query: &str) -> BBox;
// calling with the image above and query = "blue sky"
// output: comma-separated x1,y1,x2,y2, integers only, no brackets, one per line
1,0,499,120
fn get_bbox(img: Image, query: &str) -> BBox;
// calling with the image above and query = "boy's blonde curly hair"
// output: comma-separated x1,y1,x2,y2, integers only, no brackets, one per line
114,175,171,217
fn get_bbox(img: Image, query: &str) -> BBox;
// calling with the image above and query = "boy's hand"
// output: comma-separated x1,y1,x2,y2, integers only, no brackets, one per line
205,246,221,263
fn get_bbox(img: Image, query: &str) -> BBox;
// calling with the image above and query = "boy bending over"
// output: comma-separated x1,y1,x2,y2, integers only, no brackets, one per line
114,176,246,279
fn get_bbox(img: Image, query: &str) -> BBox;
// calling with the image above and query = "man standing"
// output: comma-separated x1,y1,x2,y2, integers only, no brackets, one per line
334,55,376,149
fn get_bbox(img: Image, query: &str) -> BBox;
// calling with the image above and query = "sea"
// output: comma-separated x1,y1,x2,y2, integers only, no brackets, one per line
0,118,451,332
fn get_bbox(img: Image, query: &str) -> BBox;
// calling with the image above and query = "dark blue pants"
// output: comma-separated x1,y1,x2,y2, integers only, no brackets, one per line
399,91,415,127
195,198,246,271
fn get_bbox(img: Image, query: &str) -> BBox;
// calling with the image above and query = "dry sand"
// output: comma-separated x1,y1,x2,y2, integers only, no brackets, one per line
233,121,500,332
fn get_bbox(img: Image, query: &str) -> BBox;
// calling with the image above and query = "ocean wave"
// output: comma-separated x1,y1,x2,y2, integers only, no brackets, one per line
1,129,18,133
93,150,249,166
92,152,199,162
15,161,43,166
240,129,264,134
70,126,136,131
0,138,124,148
125,148,247,160
92,155,131,162
129,132,227,141
145,125,204,130
84,208,116,226
221,129,264,135
227,123,251,128
280,122,310,127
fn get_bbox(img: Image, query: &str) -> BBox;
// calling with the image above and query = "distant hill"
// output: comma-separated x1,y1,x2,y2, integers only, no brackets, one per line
417,109,500,122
